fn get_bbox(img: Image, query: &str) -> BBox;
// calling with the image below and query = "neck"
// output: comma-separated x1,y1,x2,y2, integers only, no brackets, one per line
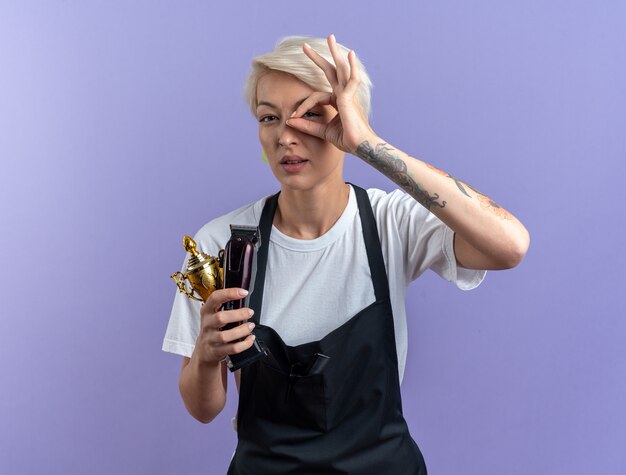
274,180,350,240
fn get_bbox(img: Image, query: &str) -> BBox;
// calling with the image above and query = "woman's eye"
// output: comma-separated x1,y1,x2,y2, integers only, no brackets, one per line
303,111,320,118
259,115,277,123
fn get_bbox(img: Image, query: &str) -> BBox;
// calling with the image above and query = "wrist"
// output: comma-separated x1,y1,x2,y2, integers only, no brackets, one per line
191,342,222,371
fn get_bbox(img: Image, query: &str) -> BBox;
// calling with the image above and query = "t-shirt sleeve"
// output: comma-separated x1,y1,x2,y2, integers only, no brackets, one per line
162,251,203,358
373,188,486,290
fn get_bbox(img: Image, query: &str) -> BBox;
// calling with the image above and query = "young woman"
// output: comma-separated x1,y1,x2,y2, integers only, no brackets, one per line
163,34,530,474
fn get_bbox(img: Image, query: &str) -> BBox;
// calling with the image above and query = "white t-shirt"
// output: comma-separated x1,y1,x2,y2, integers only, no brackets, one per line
162,185,486,382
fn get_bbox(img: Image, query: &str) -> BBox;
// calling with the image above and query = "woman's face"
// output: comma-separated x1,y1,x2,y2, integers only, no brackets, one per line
255,71,345,191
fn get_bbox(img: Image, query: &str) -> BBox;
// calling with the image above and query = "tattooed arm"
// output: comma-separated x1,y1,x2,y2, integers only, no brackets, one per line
286,35,529,270
355,138,530,270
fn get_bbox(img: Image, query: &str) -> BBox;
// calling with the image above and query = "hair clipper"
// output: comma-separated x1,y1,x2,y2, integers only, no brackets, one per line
220,225,267,371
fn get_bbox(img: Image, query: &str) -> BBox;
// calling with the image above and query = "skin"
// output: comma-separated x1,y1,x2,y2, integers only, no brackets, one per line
255,70,351,239
179,34,531,424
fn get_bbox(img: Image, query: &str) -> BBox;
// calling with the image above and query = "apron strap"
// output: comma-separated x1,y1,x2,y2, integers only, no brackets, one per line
350,183,391,302
249,191,280,325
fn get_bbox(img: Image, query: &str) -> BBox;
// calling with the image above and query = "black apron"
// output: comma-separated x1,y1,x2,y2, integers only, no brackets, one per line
227,184,427,475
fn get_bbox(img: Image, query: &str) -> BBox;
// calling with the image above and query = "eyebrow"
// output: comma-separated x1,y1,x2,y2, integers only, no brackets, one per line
256,96,310,111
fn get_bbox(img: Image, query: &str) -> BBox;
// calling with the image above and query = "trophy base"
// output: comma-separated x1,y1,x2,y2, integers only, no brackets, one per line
226,339,268,372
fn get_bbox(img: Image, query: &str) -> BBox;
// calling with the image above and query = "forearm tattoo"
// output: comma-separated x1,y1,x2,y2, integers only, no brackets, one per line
355,141,446,210
355,140,512,220
425,163,513,221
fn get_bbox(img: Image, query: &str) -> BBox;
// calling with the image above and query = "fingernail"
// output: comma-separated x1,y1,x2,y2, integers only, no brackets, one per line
303,42,310,49
248,322,255,330
330,34,335,41
251,334,256,341
239,289,249,296
290,111,296,118
248,308,254,317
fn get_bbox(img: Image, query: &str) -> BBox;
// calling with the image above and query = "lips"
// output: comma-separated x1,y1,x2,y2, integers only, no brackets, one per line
280,155,308,164
280,155,309,173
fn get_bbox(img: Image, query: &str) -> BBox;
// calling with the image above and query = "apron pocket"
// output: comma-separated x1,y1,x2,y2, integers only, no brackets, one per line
255,361,329,432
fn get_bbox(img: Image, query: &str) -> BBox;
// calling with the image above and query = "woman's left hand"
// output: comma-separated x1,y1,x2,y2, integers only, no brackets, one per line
286,34,377,155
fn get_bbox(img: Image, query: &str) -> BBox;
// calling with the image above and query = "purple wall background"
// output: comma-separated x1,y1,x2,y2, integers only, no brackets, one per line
1,1,625,474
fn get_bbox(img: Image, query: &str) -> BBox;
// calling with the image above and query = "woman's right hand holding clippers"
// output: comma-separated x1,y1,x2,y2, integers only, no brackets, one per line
196,288,256,365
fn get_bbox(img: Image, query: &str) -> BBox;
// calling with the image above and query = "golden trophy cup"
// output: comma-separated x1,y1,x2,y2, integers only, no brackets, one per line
171,236,224,303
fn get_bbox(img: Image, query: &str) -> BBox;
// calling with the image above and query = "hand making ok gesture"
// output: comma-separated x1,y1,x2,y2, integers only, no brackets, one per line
286,34,378,155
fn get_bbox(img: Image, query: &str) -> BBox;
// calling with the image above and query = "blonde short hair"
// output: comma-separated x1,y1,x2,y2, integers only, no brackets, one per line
243,36,373,118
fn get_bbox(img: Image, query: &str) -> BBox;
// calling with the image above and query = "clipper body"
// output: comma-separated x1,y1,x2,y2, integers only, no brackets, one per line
221,225,267,371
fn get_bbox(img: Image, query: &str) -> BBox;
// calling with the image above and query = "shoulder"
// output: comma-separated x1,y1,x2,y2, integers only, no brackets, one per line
193,195,272,254
364,186,431,225
366,187,409,208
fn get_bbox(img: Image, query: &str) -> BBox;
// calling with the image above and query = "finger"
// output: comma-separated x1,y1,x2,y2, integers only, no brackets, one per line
228,334,257,356
210,307,254,330
209,334,256,362
303,42,338,87
290,91,334,119
286,116,327,140
327,34,350,86
212,321,255,345
348,50,360,82
344,50,362,95
203,287,249,313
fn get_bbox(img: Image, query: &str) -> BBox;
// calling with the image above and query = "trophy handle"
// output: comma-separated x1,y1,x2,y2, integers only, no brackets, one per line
171,271,204,302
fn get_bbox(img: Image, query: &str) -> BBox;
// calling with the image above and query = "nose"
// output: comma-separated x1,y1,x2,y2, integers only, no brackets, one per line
277,119,298,148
